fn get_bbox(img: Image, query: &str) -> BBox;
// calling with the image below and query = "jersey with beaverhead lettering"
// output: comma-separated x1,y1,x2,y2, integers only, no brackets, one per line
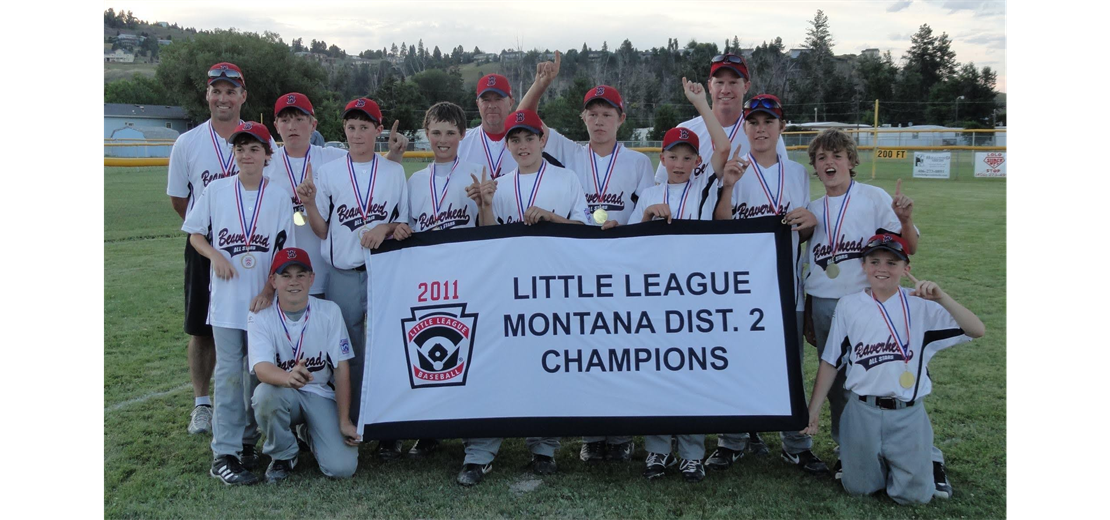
263,145,348,294
559,142,655,226
168,119,280,219
182,177,295,330
822,289,971,401
491,162,591,225
248,297,354,401
653,115,789,185
407,160,484,232
312,154,409,270
627,181,703,224
458,127,580,179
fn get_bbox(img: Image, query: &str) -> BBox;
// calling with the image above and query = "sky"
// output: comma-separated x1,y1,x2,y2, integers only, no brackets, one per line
112,0,1007,91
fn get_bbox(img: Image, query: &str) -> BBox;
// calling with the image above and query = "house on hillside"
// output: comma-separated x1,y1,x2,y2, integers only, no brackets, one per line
500,51,523,61
105,49,135,63
104,103,192,138
474,53,497,64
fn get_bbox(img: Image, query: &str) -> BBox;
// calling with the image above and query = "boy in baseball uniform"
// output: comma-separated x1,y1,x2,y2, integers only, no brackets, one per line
802,234,984,504
249,248,360,482
182,121,295,485
296,98,410,460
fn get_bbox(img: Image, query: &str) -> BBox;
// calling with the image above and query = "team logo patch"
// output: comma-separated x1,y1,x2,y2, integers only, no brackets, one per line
285,249,298,259
516,112,526,123
400,304,478,389
487,76,497,87
220,64,228,71
286,94,296,105
339,338,350,356
243,122,254,130
679,128,690,140
595,86,605,96
355,99,366,108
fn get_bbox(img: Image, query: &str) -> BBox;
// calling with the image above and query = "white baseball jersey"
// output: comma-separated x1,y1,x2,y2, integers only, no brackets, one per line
490,161,591,225
653,115,789,185
407,159,484,232
313,154,409,270
704,156,810,310
182,177,295,330
822,289,972,401
804,181,908,299
560,143,655,226
167,119,280,219
458,126,580,179
263,145,348,294
627,181,704,224
248,296,354,401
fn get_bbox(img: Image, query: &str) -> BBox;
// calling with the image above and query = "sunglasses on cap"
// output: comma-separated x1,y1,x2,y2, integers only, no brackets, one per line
711,54,745,65
745,97,782,111
865,236,905,252
207,68,243,80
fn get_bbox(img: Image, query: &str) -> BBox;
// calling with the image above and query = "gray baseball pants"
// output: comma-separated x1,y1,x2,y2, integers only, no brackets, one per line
840,394,934,504
252,384,358,478
210,326,261,458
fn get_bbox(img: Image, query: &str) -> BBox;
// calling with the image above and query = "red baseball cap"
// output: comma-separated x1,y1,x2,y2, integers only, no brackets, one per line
743,94,784,120
343,98,382,123
583,85,624,113
270,247,313,275
661,127,700,152
504,109,544,136
861,233,911,262
207,62,245,88
709,54,749,80
228,121,272,146
477,74,512,98
275,92,314,117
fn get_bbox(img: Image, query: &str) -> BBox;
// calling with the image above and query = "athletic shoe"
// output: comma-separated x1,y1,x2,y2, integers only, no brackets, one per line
265,456,297,483
377,439,403,461
642,452,676,480
210,455,259,486
456,462,493,486
833,459,842,480
188,405,212,435
704,446,744,470
579,441,606,462
781,448,829,475
680,458,706,483
530,454,557,475
933,461,954,499
407,439,440,459
240,444,260,471
747,432,770,455
606,441,634,462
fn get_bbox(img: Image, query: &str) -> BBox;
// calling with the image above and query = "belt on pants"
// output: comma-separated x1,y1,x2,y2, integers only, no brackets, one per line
856,394,915,410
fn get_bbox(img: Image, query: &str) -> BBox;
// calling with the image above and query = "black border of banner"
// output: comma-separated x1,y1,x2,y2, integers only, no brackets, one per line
363,217,808,439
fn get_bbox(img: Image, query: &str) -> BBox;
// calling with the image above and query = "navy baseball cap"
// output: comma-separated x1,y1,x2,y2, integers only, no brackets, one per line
271,248,313,275
861,233,910,262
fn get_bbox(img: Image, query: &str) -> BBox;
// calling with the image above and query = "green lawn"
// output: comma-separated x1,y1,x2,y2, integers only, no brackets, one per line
104,162,1005,518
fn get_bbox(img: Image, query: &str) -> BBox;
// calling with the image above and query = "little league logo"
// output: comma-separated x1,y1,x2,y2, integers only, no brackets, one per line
400,304,478,389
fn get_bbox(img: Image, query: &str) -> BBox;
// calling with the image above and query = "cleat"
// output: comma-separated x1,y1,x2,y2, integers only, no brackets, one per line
680,458,706,483
530,454,557,475
456,462,493,486
407,439,440,459
643,452,676,480
239,444,260,471
781,449,829,475
210,455,259,486
933,461,953,499
188,405,212,435
265,457,297,483
606,441,634,462
580,441,606,462
747,432,769,455
705,446,744,470
376,439,403,461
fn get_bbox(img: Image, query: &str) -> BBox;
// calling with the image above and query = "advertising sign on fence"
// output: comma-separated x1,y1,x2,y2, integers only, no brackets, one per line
913,152,952,179
974,152,1006,177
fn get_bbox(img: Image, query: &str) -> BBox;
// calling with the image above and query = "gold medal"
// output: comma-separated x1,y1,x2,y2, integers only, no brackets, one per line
359,225,371,239
240,253,256,269
592,208,608,224
826,263,840,279
899,371,915,389
293,211,306,227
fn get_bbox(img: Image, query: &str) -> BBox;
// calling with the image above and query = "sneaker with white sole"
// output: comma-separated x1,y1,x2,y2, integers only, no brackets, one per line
933,461,953,499
456,462,493,486
781,448,828,475
210,455,259,486
643,452,676,480
580,440,606,462
680,458,706,483
188,405,212,435
704,446,744,470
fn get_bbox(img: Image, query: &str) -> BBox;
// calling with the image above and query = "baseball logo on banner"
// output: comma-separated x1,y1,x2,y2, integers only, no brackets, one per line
401,304,478,388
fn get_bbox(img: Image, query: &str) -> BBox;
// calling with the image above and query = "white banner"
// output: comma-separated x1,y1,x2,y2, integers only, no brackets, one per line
974,152,1007,177
913,152,952,179
358,219,807,439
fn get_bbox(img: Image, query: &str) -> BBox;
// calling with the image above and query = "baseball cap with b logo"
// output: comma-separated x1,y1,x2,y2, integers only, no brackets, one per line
743,94,784,120
861,233,911,262
228,121,272,146
503,109,544,136
477,74,511,98
342,97,382,123
275,92,314,117
583,85,624,113
709,54,749,80
662,127,700,151
207,62,245,88
271,247,314,275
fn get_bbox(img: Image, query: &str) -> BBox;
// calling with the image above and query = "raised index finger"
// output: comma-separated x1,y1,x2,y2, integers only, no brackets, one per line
895,178,902,196
554,49,562,67
305,162,313,180
391,119,400,136
906,272,919,284
731,146,742,160
482,167,489,181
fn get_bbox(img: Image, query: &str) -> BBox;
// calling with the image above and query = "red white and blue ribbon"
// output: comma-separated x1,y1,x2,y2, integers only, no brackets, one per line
872,288,912,363
482,131,506,178
823,180,854,259
234,177,268,252
276,301,312,363
347,153,379,227
429,158,459,229
749,153,785,215
590,142,620,206
664,180,692,220
514,161,548,221
726,118,743,148
282,148,310,205
209,122,239,176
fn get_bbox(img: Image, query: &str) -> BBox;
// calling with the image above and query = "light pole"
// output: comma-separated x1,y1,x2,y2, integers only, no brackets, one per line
955,95,965,126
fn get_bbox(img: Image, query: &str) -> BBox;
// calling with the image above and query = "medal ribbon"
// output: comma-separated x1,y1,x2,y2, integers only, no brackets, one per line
822,180,854,260
664,180,692,219
276,301,312,363
481,131,506,178
590,142,621,206
749,153,785,215
726,118,743,147
282,148,310,205
514,161,548,221
347,154,379,227
429,158,459,229
209,122,239,176
872,288,912,364
234,177,268,252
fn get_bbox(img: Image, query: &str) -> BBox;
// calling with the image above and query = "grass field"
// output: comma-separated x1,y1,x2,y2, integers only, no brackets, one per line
104,160,1005,518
